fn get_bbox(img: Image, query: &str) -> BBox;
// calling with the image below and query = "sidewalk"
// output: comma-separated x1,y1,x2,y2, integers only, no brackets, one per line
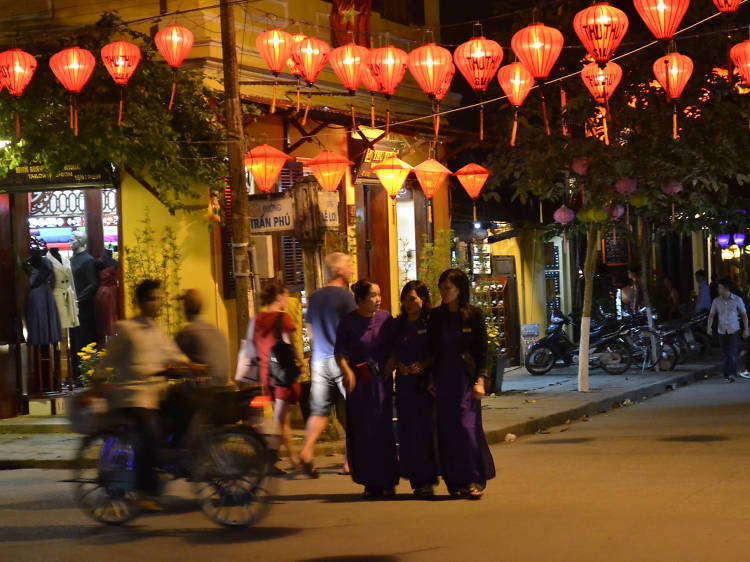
0,358,721,469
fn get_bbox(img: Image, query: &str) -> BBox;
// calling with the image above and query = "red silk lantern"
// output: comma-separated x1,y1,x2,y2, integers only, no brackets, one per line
581,61,622,104
497,62,535,146
453,34,503,141
615,178,637,196
511,23,564,136
256,28,293,114
368,45,408,136
408,43,453,143
0,49,37,138
730,40,750,85
455,163,491,221
330,42,369,129
101,41,141,126
286,33,306,112
434,62,455,102
307,151,353,192
573,3,629,66
414,159,452,199
712,0,741,12
633,0,689,42
371,156,413,199
361,55,380,127
155,25,194,110
49,47,96,137
291,36,331,125
244,144,291,193
653,52,693,139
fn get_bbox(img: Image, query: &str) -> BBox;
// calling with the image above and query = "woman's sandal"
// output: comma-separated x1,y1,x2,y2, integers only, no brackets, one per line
467,483,484,499
300,460,319,479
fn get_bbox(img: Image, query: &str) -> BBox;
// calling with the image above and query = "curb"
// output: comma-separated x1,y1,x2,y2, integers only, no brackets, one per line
0,366,718,470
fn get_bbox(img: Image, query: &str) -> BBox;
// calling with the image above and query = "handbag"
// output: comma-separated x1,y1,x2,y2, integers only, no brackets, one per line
268,313,300,387
235,316,260,385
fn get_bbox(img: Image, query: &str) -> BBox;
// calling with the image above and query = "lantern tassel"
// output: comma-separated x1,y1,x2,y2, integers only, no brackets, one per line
510,109,518,147
473,201,477,222
302,92,311,126
541,88,551,136
613,226,616,245
168,69,177,111
351,104,356,130
434,101,441,145
296,79,301,112
118,87,124,127
479,102,484,141
539,200,543,224
271,81,277,114
74,96,78,137
672,102,678,140
15,107,20,140
626,204,630,231
386,104,391,138
563,232,568,254
602,108,610,146
370,94,375,128
69,95,74,131
672,202,676,223
428,199,433,224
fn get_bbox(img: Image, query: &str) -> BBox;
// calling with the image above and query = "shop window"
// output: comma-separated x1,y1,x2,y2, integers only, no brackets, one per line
395,187,417,289
545,242,561,320
278,162,304,290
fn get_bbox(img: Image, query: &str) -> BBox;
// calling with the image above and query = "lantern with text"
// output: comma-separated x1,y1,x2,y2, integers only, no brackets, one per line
291,36,331,125
361,54,380,127
717,234,731,248
497,62,535,146
372,156,412,199
414,158,452,224
653,52,693,139
256,28,293,114
307,151,353,192
245,145,291,193
712,0,741,12
573,3,629,66
101,41,141,126
581,61,622,145
0,49,37,138
633,0,689,42
434,62,455,102
408,43,453,143
49,47,96,137
661,180,683,222
730,40,750,85
455,163,491,221
155,25,194,110
453,30,503,140
368,46,408,136
329,43,369,128
511,23,564,135
554,204,575,251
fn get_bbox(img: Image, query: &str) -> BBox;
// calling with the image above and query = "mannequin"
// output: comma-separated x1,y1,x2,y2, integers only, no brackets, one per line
95,245,119,343
24,241,62,346
69,231,99,375
49,247,80,329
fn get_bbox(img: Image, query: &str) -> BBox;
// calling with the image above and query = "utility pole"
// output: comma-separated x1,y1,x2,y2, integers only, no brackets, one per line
220,0,253,340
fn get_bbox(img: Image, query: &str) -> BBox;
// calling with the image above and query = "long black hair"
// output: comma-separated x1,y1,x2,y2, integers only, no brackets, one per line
438,268,473,320
399,280,431,318
352,278,378,304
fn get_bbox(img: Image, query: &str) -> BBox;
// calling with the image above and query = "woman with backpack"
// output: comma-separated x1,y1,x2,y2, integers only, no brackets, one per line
254,280,303,472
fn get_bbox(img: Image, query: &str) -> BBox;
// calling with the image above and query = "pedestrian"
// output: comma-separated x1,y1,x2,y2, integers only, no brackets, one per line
298,252,356,477
254,280,304,472
335,278,398,497
694,270,711,314
429,268,495,498
706,278,750,383
387,280,438,497
621,268,641,313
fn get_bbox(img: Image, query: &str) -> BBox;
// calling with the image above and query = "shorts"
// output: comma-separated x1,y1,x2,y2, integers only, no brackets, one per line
271,382,301,405
309,357,347,417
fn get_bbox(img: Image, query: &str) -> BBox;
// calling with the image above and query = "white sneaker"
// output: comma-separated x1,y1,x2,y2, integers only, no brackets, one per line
739,370,750,379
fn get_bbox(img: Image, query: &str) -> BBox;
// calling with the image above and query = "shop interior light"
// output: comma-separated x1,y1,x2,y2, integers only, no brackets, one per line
717,234,731,248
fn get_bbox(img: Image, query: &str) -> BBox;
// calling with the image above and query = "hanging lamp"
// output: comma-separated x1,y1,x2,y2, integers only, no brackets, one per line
730,40,750,85
290,36,330,125
0,48,37,138
361,53,380,128
633,0,690,42
286,33,307,111
712,0,741,12
244,144,292,193
573,3,629,66
616,177,637,230
414,159,452,223
100,40,141,126
368,45,408,137
652,52,693,139
455,163,491,221
329,42,369,129
581,61,622,145
154,24,194,110
661,179,683,223
49,47,96,136
497,62,535,146
256,28,293,114
307,151,353,192
553,204,575,252
408,43,453,143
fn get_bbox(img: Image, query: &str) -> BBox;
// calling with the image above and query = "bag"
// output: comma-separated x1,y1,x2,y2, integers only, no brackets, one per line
235,317,260,385
268,313,300,387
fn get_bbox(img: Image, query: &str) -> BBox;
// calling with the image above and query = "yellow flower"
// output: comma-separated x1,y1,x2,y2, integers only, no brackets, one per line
86,369,94,375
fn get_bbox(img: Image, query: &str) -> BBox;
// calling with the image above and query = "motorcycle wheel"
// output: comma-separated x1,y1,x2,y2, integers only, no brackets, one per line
600,340,633,375
193,426,276,527
525,345,556,375
72,431,141,525
659,343,678,371
694,332,711,356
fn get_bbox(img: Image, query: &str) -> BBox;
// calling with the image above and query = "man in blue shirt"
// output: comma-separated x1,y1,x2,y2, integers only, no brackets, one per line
707,278,749,382
694,270,711,314
298,252,356,476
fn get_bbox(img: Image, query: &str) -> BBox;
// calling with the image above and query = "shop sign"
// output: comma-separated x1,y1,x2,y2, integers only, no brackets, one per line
521,323,540,340
0,161,111,190
249,193,294,234
356,139,404,179
318,191,340,228
601,229,630,266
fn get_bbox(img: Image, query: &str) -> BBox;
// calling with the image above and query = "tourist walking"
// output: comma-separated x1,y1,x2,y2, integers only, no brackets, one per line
335,279,398,497
388,280,438,497
706,278,750,383
298,252,356,477
429,268,495,498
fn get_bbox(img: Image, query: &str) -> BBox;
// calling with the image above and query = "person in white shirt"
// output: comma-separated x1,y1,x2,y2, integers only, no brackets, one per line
707,278,749,382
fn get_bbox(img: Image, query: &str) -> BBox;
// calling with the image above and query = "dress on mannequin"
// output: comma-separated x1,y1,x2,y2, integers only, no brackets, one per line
69,233,99,366
95,248,119,343
25,251,62,346
49,248,80,329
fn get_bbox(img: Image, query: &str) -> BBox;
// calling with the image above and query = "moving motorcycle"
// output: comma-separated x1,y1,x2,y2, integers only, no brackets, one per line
525,310,632,375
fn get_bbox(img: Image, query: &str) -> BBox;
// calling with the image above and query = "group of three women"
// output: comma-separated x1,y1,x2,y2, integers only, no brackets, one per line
335,268,496,499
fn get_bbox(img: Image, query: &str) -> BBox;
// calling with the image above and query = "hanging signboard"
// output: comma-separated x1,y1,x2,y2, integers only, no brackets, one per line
248,193,294,235
601,229,630,266
0,161,113,191
355,139,403,179
318,191,340,229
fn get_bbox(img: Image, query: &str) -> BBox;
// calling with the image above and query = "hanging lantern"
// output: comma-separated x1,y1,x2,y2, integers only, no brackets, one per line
713,0,741,11
511,23,564,136
408,43,453,144
661,180,683,222
616,178,637,196
0,49,37,139
286,33,306,111
633,0,690,42
361,54,380,128
497,62,535,146
414,159,452,199
717,234,731,248
609,204,625,220
244,144,292,193
734,232,746,246
329,42,369,129
581,61,622,105
730,40,750,85
49,47,96,137
256,28,293,114
307,151,353,192
453,31,503,141
291,36,331,125
434,62,455,102
154,25,194,110
554,204,575,252
100,41,141,126
371,156,413,200
653,52,693,139
368,45,408,137
455,163,491,221
573,3,629,66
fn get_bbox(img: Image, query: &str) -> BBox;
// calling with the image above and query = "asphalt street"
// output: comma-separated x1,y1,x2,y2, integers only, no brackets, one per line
2,377,750,562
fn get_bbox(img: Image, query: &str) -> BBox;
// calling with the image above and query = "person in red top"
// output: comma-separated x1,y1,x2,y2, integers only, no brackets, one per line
254,280,303,471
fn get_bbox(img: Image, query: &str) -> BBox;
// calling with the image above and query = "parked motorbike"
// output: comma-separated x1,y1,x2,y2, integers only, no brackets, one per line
525,310,632,375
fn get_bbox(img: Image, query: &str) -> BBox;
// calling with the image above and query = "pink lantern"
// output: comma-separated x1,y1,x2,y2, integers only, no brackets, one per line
609,204,625,220
662,180,683,222
571,158,589,175
615,178,637,196
553,204,575,225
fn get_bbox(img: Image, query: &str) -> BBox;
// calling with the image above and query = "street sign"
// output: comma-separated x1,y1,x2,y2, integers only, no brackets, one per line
248,193,294,235
318,191,340,228
521,323,540,339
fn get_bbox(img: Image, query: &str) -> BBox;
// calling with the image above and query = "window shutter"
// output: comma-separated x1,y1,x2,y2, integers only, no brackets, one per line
279,162,304,290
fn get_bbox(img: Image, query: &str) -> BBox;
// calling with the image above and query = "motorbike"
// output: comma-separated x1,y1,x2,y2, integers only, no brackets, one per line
525,310,632,375
67,376,275,527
